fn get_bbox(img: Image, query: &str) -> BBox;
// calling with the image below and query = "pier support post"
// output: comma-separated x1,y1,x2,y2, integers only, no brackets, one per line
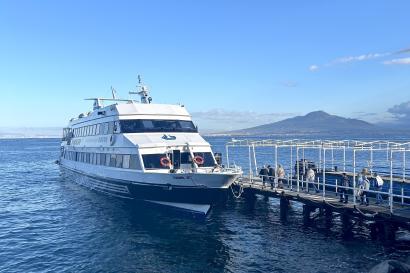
325,208,333,228
280,194,290,221
341,213,353,238
303,205,315,225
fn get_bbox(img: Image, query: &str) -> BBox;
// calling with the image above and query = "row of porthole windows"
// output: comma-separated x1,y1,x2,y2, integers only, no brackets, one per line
63,151,141,170
71,121,119,138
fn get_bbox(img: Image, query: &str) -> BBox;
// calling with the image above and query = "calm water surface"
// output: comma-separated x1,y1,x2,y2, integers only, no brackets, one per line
0,138,409,273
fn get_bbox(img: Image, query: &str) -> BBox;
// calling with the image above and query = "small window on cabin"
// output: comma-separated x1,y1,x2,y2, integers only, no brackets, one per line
193,152,216,167
130,155,141,170
96,124,100,135
86,153,90,164
98,153,104,165
110,154,116,167
96,153,100,165
123,155,130,169
108,122,114,134
100,123,105,135
93,125,97,135
105,154,111,166
142,154,171,169
116,154,123,168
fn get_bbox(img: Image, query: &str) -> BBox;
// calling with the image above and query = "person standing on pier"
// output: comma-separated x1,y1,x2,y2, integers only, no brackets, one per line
373,173,384,204
306,168,318,193
259,165,269,187
339,173,350,203
276,164,285,189
268,165,275,189
359,172,370,206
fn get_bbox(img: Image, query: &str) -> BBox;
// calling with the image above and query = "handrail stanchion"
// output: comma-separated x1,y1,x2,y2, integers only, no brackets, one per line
274,145,278,174
390,149,394,213
335,179,338,194
290,145,293,190
226,145,230,169
323,147,326,200
353,149,356,207
248,145,252,184
370,147,373,176
343,146,346,172
297,146,300,192
403,150,406,205
252,144,257,178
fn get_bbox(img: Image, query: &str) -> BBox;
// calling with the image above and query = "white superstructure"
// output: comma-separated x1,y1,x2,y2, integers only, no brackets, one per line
59,78,242,215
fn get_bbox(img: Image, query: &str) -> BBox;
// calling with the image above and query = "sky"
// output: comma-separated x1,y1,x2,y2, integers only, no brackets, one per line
1,0,410,131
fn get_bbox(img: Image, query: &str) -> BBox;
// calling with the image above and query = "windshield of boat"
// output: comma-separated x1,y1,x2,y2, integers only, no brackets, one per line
120,119,198,133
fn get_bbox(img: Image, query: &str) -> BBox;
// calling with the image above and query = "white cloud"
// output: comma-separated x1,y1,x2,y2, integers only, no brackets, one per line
333,53,389,64
383,57,410,65
308,46,410,71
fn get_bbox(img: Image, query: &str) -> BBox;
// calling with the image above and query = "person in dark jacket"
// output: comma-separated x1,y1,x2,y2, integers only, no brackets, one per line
259,165,269,187
268,165,275,189
339,173,350,203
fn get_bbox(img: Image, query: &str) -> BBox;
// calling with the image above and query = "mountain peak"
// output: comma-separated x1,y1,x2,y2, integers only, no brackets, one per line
229,111,377,135
304,111,331,118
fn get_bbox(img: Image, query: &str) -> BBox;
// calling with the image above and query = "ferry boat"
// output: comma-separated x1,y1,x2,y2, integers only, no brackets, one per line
58,77,242,215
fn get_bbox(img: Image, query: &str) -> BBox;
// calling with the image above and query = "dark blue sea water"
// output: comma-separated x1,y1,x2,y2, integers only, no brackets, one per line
1,137,409,273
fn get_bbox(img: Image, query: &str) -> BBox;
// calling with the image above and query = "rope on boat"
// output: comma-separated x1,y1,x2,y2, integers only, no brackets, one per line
230,182,244,199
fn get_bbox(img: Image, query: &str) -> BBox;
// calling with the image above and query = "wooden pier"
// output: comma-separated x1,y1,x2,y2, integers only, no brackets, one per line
232,177,410,242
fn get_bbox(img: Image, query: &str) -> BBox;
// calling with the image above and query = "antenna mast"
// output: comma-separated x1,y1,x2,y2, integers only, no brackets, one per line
129,75,152,104
111,86,118,99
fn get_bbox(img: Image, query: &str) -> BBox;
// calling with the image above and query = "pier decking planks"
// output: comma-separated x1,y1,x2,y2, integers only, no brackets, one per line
234,178,410,231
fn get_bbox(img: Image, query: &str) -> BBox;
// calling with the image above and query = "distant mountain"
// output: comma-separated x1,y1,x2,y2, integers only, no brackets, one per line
0,127,62,138
229,111,378,135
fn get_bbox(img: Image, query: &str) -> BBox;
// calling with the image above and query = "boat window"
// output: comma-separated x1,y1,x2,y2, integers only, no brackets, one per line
96,124,100,135
105,154,111,166
142,154,171,169
104,122,109,135
120,119,198,133
109,154,116,167
116,154,123,168
108,122,114,134
98,154,105,165
130,155,141,170
193,152,215,167
123,155,130,169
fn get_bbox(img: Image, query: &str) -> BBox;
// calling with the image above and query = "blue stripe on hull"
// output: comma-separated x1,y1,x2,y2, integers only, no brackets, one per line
60,167,229,204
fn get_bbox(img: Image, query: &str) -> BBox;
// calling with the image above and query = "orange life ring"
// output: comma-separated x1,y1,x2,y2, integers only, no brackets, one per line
194,155,204,165
160,157,171,167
